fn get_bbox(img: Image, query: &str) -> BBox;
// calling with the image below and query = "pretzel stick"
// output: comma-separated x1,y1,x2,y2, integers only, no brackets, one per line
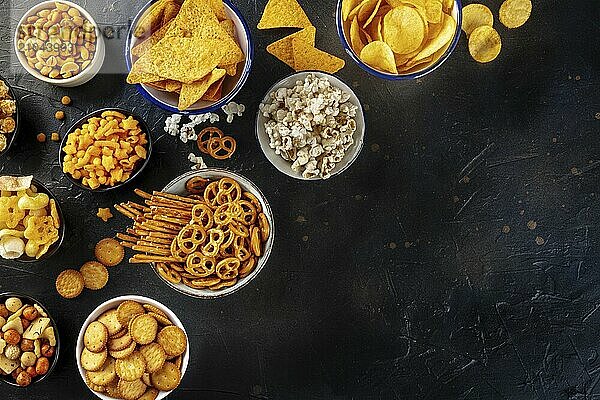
141,236,172,245
134,189,152,200
127,202,149,212
138,222,179,234
128,228,149,237
152,215,188,226
135,241,171,249
120,241,136,249
152,191,202,204
117,233,140,243
120,203,143,217
129,254,180,263
150,207,192,218
145,200,193,211
114,204,136,219
149,231,177,240
132,245,172,256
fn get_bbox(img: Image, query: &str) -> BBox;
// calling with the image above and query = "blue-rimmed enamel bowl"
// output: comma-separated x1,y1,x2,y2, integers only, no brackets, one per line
336,0,462,80
125,0,253,114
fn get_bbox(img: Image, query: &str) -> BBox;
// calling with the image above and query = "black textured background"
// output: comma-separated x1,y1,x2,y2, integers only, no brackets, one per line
1,0,600,399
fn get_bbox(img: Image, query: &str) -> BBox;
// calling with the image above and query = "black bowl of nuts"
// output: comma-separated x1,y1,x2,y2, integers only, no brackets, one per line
0,75,19,158
0,293,60,387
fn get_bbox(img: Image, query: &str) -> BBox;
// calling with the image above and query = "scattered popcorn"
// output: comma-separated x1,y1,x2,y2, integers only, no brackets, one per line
188,153,207,170
222,102,245,123
164,113,221,144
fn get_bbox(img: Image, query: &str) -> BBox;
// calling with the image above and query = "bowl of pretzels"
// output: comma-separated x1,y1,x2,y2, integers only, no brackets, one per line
114,169,274,299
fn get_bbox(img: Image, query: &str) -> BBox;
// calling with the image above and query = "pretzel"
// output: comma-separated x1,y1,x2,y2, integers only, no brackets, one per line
258,213,270,242
191,204,214,230
185,254,216,277
176,224,206,254
235,200,258,225
239,257,257,279
251,227,262,257
182,276,221,289
206,136,236,160
229,221,249,238
156,263,181,284
242,192,262,212
233,236,251,262
169,239,188,262
196,127,223,154
203,182,220,209
215,258,240,280
201,228,224,257
185,177,210,195
216,178,242,204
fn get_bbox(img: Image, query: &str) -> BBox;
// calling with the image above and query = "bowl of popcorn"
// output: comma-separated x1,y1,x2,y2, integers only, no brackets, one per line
59,108,153,191
125,0,253,114
14,0,105,87
0,77,19,157
0,293,60,387
76,296,189,400
257,72,365,180
0,176,65,262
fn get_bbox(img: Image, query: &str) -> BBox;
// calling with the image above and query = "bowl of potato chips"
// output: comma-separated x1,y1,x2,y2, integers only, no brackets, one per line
337,0,462,79
76,296,189,400
125,0,253,114
0,176,65,263
59,108,152,192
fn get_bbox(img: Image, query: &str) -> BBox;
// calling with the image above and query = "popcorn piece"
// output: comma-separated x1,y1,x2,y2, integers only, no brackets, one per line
222,102,245,123
188,153,207,170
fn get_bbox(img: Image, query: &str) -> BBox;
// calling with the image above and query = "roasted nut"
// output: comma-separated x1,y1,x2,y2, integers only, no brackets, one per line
41,344,55,358
21,318,31,330
22,306,39,321
0,304,8,318
11,367,24,380
4,329,21,345
20,339,35,352
21,351,37,367
0,316,6,330
16,371,32,387
35,356,50,375
26,366,38,378
60,61,79,77
55,111,65,120
5,344,21,360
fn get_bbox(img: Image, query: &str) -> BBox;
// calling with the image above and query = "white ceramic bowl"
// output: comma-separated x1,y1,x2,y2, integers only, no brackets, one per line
155,169,275,298
76,295,190,400
125,0,253,114
256,71,365,181
14,0,105,87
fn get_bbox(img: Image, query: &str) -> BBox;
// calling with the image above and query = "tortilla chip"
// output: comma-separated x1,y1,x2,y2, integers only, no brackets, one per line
210,0,228,20
132,20,174,58
165,80,183,92
178,68,226,110
162,1,181,26
126,69,164,85
146,80,169,91
266,26,316,68
257,0,312,29
134,0,172,38
291,38,345,73
222,63,238,76
220,19,235,38
202,76,224,101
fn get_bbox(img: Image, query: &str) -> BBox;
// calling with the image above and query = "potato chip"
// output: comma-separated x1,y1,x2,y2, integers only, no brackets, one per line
499,0,532,28
360,41,398,73
350,17,367,54
383,6,425,54
342,0,363,21
178,68,226,110
442,0,454,12
462,4,493,36
425,0,443,23
257,0,312,29
267,26,317,68
468,25,501,63
291,38,346,74
413,13,456,62
358,0,381,27
368,15,384,41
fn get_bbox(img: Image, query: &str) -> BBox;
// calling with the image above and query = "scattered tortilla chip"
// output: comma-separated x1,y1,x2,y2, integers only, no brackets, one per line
461,4,493,36
0,176,33,192
499,0,532,29
178,68,226,110
257,0,312,29
134,0,171,38
468,25,501,63
222,63,238,76
132,20,174,58
266,26,316,68
291,38,345,73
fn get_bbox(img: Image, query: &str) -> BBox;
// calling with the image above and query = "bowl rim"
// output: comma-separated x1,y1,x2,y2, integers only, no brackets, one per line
58,107,153,192
0,75,20,159
13,0,105,85
152,168,275,299
0,175,66,263
124,0,254,115
75,295,190,400
255,70,366,181
335,0,463,80
0,292,61,387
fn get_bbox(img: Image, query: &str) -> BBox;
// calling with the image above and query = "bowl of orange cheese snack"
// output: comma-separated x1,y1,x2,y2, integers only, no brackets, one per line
76,296,189,400
60,108,152,191
125,0,253,113
0,176,65,262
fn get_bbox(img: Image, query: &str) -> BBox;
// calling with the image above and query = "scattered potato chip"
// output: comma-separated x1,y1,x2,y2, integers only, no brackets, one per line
267,26,317,68
461,4,493,36
178,69,226,111
291,38,346,74
383,6,425,54
257,0,312,29
499,0,532,28
468,25,501,63
360,41,398,74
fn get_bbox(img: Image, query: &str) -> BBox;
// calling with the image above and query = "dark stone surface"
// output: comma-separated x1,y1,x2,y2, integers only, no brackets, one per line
1,0,599,399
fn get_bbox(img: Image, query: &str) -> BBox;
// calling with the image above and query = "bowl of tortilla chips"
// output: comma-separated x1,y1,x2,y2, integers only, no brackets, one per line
125,0,253,114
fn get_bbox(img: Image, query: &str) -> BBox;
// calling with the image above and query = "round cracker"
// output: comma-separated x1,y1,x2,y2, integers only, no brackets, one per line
87,357,117,387
55,269,85,299
468,25,502,63
499,0,532,29
80,261,109,290
157,326,187,357
110,340,137,359
138,388,160,400
150,362,181,391
141,372,152,386
117,378,147,400
140,343,167,373
129,314,158,345
108,333,133,352
97,309,123,336
105,380,121,398
81,347,108,372
461,4,493,36
95,238,125,267
84,321,109,353
110,328,127,339
86,380,105,393
142,304,168,318
149,312,173,326
115,352,146,382
117,300,146,327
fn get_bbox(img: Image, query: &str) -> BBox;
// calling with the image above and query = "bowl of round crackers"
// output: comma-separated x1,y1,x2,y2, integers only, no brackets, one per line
76,296,189,400
125,0,253,114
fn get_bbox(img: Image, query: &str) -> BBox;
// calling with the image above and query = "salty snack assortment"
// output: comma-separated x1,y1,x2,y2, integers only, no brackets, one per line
62,110,149,190
114,176,270,292
260,74,359,179
79,299,187,399
340,0,458,75
0,176,61,260
127,0,246,111
16,1,97,79
0,80,17,154
0,296,57,387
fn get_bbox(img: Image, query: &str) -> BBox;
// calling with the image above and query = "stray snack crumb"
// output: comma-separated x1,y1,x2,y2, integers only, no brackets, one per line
61,96,72,106
389,242,397,249
55,111,65,120
502,225,510,234
527,220,537,230
37,133,46,143
51,132,60,142
535,236,545,246
97,208,114,222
